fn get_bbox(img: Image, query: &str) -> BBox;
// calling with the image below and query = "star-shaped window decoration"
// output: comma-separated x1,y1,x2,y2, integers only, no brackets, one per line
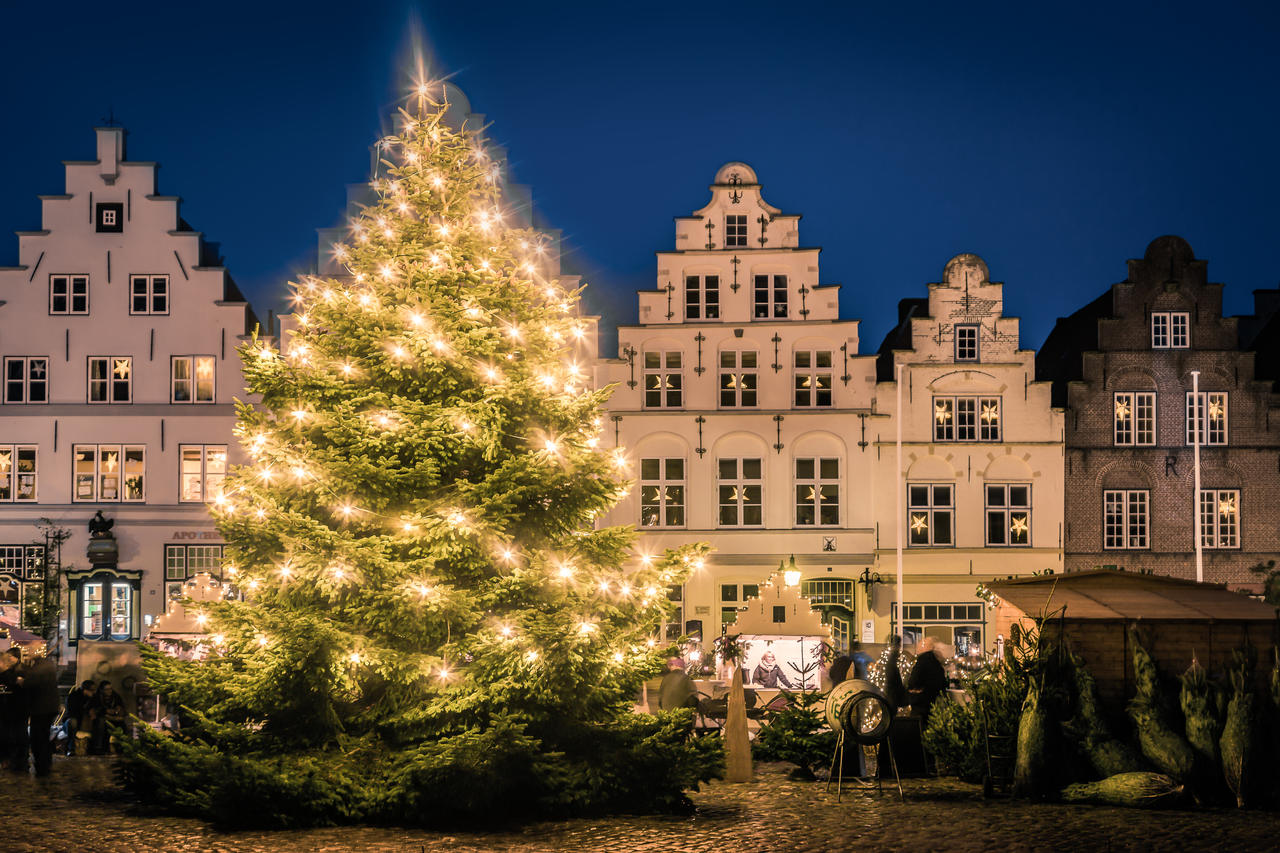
910,514,929,534
113,359,131,380
30,362,45,379
1218,495,1236,517
0,452,10,473
1208,400,1224,421
935,403,951,423
1010,516,1029,537
981,402,999,423
1115,400,1130,419
103,452,119,472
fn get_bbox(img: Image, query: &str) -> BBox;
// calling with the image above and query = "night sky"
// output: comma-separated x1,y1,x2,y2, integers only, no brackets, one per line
2,2,1278,353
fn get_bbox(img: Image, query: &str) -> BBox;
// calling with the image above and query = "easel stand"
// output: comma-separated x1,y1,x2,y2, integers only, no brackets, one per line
825,730,904,802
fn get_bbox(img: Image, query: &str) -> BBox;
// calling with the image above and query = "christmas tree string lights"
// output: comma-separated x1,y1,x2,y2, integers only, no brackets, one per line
121,84,721,826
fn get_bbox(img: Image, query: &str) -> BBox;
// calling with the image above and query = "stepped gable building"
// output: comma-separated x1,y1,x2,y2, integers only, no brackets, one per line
873,254,1064,652
599,162,878,650
0,127,259,657
1036,236,1280,585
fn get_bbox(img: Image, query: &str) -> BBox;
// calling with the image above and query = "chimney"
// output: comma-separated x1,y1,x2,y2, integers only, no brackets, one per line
96,127,125,184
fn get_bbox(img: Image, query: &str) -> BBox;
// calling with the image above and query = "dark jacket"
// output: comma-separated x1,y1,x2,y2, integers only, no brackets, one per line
751,663,794,689
906,650,947,718
21,657,61,716
0,664,26,723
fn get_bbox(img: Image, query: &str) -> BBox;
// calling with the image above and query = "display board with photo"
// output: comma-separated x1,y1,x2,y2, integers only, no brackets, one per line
739,634,825,691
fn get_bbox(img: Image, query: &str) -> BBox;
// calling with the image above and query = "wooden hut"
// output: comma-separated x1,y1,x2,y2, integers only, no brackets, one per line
987,570,1279,708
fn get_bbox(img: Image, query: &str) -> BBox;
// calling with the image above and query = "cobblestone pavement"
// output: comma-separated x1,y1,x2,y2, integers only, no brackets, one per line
6,756,1280,852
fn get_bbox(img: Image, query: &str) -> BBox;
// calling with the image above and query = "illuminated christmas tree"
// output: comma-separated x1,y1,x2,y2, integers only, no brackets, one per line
121,88,719,827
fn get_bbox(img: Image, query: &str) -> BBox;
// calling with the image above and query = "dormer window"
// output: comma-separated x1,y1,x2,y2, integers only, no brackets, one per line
753,275,788,319
95,203,123,233
725,215,747,248
1151,312,1189,348
955,325,979,362
685,275,720,320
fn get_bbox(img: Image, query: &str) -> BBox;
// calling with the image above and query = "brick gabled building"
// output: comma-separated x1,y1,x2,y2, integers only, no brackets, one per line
1037,235,1280,585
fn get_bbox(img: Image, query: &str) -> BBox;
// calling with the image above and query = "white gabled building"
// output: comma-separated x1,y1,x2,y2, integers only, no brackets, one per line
0,127,259,660
869,254,1064,653
599,163,878,651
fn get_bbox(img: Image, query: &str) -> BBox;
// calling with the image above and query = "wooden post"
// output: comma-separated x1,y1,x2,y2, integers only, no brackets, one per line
724,665,753,782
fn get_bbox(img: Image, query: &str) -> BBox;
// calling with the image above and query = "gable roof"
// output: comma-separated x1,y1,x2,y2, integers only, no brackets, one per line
988,570,1277,622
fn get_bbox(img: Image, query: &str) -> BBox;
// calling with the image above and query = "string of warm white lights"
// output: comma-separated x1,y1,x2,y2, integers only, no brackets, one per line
182,85,701,682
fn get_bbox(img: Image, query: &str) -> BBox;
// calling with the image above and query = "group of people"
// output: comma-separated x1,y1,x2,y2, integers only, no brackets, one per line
0,643,126,776
0,645,60,777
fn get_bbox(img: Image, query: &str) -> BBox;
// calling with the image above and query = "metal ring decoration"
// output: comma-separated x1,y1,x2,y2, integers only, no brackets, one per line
824,678,895,745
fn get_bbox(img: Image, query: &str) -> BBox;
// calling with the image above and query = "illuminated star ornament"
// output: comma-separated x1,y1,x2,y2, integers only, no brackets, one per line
910,514,929,534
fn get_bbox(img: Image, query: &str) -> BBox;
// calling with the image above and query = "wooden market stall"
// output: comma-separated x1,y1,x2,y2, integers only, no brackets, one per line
987,570,1279,709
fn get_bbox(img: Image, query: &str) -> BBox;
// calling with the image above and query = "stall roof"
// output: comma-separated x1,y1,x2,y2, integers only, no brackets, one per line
988,570,1278,622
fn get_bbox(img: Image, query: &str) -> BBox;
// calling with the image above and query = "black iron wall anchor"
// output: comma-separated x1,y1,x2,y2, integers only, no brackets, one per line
622,345,638,389
799,283,810,317
857,413,869,451
664,281,675,320
771,334,782,372
730,255,741,292
705,220,716,250
695,416,707,457
611,414,623,446
773,414,785,453
840,342,852,385
728,173,743,204
756,213,770,246
694,333,706,375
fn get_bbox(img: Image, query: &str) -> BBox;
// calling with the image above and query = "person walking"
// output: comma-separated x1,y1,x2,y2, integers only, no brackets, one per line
19,647,60,776
905,636,948,726
0,647,27,772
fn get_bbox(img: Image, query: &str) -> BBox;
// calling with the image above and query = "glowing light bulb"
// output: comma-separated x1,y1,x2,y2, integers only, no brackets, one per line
525,650,539,662
544,438,559,454
499,548,515,563
558,563,574,580
447,510,466,527
415,583,431,598
408,311,426,327
499,625,513,638
247,579,261,591
254,508,267,520
292,465,308,482
279,564,292,579
195,613,209,626
338,503,355,518
340,362,355,377
257,635,269,647
349,651,361,665
331,565,346,581
598,579,611,594
210,634,225,646
437,666,451,681
291,409,307,422
619,584,632,597
612,652,624,664
578,621,596,635
391,345,407,360
402,521,417,534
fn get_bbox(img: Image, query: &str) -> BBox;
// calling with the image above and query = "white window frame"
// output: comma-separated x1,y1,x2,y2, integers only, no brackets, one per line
725,214,747,248
642,351,683,408
49,275,89,315
130,274,169,315
795,457,840,527
1152,312,1190,348
718,457,763,527
171,355,216,403
1103,490,1149,550
1186,392,1227,446
88,356,132,404
0,446,38,502
794,351,834,407
73,444,145,502
1199,489,1240,549
908,483,954,547
685,275,720,320
640,457,685,528
985,483,1031,547
933,396,1001,442
4,357,48,404
180,445,228,503
753,274,788,319
719,350,758,407
1114,391,1156,446
955,325,979,362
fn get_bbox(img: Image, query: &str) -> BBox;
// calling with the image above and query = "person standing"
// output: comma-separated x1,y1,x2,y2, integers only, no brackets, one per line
90,680,125,754
657,658,697,711
0,647,26,772
19,646,60,776
905,636,948,726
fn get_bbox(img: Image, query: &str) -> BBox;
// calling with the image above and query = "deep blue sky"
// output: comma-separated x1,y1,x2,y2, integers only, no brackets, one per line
2,2,1278,352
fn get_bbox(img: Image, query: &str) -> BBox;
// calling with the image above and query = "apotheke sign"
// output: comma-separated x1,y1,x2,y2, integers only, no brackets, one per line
170,531,221,541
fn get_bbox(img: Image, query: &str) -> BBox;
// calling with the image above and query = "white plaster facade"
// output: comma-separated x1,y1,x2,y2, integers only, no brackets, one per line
599,163,879,651
869,254,1064,651
0,127,258,659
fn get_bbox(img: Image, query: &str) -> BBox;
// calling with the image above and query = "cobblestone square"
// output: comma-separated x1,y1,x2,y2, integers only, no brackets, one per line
7,757,1280,852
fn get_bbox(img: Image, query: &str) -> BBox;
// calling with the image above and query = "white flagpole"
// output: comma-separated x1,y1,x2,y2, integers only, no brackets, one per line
1191,369,1203,583
896,362,905,642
